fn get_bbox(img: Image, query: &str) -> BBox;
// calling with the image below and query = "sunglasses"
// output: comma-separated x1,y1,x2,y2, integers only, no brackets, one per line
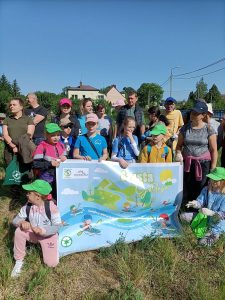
62,124,73,129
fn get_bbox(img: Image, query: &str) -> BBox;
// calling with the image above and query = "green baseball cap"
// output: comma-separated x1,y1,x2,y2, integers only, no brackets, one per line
206,167,225,181
150,124,167,136
22,180,52,195
45,123,61,134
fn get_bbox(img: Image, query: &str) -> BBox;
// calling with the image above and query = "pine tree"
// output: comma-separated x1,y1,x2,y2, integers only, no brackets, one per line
11,79,20,96
0,74,12,94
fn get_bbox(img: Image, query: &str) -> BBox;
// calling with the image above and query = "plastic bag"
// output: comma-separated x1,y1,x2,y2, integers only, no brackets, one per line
190,212,208,238
3,155,29,185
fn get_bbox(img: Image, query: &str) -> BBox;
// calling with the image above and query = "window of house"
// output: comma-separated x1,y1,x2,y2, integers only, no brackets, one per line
75,95,78,100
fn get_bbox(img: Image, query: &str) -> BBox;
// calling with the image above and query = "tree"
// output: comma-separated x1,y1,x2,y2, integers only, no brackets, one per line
35,91,61,113
184,91,195,109
205,84,222,107
0,74,12,94
137,83,163,108
11,79,20,96
0,90,11,112
195,77,207,99
99,86,112,95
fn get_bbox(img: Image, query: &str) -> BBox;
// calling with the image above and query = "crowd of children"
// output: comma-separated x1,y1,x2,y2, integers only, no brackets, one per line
1,96,225,278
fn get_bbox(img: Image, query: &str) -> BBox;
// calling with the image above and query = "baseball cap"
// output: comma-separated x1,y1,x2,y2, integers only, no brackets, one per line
85,113,98,123
0,113,6,119
206,167,225,181
207,103,213,115
150,124,167,136
112,99,125,107
165,97,177,104
22,179,52,195
45,123,61,133
192,101,208,114
59,98,72,107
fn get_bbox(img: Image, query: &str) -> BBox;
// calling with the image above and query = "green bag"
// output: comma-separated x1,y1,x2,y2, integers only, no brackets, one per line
190,212,208,238
3,155,30,186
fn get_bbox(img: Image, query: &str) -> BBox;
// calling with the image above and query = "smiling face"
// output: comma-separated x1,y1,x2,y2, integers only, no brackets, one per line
165,101,175,112
9,100,23,115
85,121,98,134
124,120,136,135
127,94,138,107
46,131,60,144
60,104,72,114
83,101,93,114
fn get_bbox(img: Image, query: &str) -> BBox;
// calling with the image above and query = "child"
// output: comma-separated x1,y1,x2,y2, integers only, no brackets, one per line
11,179,62,277
181,167,225,246
33,123,67,199
139,123,172,163
60,121,76,159
111,116,140,169
73,113,108,161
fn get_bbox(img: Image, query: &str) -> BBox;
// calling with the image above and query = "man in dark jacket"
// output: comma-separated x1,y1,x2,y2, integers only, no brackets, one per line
115,91,145,143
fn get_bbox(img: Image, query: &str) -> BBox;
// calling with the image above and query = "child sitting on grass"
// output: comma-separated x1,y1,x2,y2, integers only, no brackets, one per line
73,113,108,161
111,116,140,169
139,124,172,163
33,123,67,199
181,167,225,246
11,179,62,277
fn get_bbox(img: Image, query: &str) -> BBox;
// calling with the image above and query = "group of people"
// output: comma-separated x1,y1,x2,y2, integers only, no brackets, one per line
1,91,225,277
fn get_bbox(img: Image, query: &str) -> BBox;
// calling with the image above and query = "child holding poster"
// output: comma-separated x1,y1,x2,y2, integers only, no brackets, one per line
11,180,61,277
111,116,140,169
139,124,172,163
181,167,225,246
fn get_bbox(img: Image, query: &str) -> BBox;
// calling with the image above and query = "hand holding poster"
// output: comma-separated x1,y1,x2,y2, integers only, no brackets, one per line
57,161,183,257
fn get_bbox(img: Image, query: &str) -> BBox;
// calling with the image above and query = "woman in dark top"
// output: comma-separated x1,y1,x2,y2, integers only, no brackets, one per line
52,98,80,139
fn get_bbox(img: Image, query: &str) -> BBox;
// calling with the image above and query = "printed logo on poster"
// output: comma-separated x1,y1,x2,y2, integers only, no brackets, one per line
63,168,89,179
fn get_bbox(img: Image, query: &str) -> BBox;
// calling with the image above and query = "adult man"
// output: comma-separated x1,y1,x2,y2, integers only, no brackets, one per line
115,91,145,142
25,93,48,145
163,97,184,151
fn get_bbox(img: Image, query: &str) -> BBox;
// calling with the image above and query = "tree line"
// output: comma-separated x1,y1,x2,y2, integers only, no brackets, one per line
0,74,224,114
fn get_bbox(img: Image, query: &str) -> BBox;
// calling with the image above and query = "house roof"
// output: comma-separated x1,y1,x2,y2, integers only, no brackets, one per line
67,82,99,91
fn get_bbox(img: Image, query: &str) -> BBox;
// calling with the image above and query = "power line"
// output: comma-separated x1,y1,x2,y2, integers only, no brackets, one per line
174,57,225,77
160,77,170,87
175,66,225,80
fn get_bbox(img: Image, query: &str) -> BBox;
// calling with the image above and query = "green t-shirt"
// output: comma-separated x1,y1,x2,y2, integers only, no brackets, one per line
3,114,34,145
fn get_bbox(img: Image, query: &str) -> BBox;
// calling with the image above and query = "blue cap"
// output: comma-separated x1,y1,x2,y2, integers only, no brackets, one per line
165,97,176,104
192,101,208,114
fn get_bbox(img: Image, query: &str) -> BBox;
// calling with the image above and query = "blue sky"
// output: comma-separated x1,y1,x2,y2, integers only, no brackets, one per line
0,0,225,101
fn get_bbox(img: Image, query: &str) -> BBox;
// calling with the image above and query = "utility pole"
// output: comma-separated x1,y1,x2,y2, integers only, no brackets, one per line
170,66,180,97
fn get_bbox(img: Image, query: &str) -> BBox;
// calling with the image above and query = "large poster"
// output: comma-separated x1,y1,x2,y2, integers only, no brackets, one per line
57,161,183,257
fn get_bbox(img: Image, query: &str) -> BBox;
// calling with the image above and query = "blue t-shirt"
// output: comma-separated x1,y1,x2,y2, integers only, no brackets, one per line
112,135,138,161
78,115,87,135
75,134,107,160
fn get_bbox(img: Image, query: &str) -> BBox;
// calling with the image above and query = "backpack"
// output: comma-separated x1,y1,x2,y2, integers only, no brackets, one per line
147,144,169,160
25,201,52,223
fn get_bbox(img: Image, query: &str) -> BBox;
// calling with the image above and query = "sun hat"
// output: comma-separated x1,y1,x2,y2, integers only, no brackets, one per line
206,103,213,115
85,113,98,123
192,101,208,114
22,179,52,195
165,97,177,104
206,167,225,181
112,99,125,107
45,123,61,133
59,98,72,107
150,123,167,135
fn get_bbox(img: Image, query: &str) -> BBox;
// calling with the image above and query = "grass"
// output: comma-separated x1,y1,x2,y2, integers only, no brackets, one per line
1,144,225,299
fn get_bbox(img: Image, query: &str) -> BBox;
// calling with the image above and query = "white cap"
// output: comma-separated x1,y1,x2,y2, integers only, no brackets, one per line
207,103,213,115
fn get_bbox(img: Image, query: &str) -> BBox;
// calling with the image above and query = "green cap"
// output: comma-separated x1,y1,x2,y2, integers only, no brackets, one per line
45,123,61,134
206,167,225,181
22,180,52,195
150,124,167,136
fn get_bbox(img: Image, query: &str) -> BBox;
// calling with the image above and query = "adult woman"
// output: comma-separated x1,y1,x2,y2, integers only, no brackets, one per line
175,101,217,209
52,98,80,139
96,103,113,154
3,98,35,204
77,98,93,135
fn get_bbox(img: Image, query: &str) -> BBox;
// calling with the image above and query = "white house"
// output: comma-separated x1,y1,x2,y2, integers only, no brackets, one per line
66,82,105,100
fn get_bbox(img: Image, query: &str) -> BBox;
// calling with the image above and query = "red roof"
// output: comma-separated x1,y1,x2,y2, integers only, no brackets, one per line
67,82,99,91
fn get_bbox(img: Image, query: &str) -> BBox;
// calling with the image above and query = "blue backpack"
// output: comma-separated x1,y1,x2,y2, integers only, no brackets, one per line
147,144,169,159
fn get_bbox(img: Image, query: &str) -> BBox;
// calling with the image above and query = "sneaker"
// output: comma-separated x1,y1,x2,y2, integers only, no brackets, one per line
198,232,219,247
11,260,24,278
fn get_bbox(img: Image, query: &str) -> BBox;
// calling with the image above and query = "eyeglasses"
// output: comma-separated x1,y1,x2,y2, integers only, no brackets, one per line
62,124,73,129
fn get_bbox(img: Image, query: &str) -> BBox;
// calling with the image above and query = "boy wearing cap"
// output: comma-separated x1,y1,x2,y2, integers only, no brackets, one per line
11,179,62,277
163,97,184,151
73,113,108,161
60,121,76,158
181,167,225,246
33,123,67,199
139,124,172,163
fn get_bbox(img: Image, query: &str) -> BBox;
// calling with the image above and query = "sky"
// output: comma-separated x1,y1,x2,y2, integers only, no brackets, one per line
0,0,225,101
